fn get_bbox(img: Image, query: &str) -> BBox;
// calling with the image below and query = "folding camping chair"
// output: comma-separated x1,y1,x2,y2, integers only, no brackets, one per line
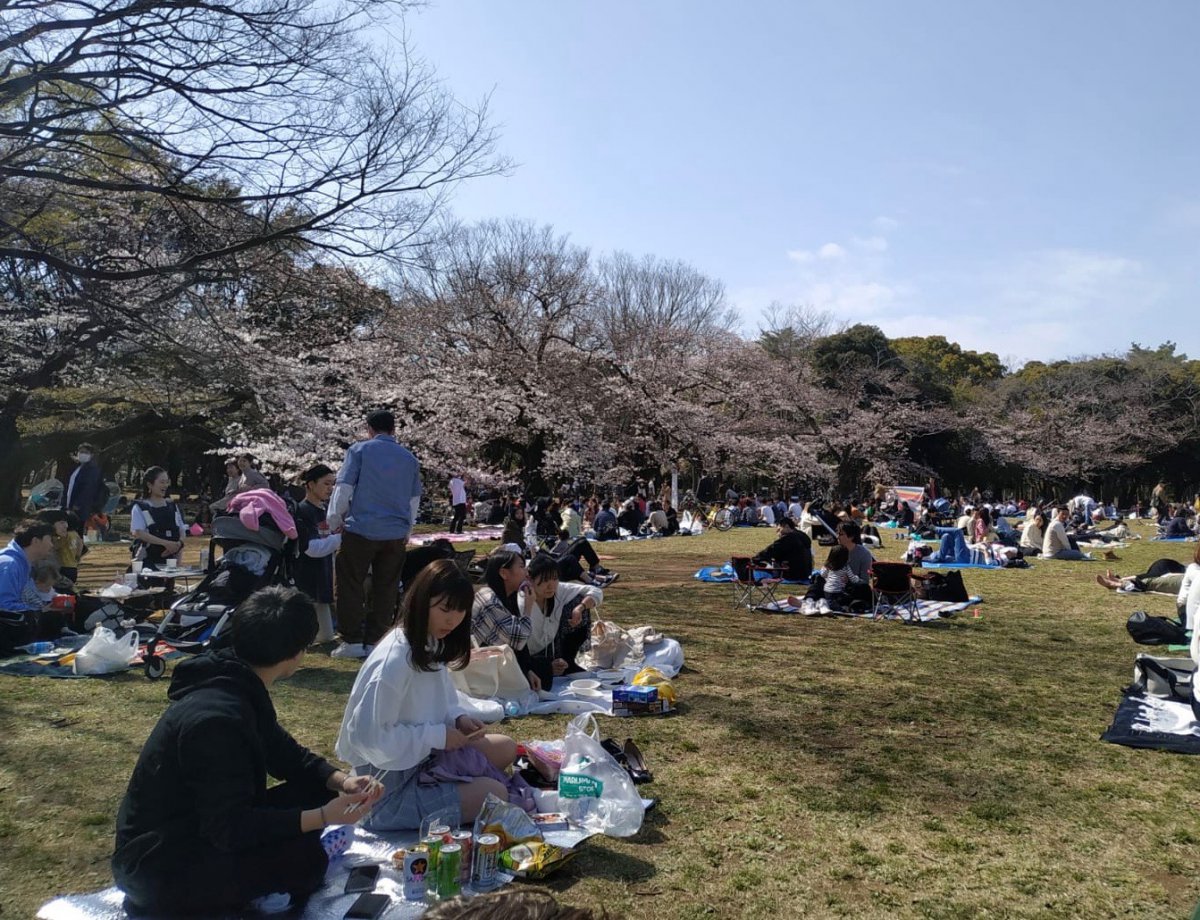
729,555,783,610
869,561,921,623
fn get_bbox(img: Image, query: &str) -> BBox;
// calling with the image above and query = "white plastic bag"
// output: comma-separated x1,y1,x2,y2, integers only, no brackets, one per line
557,713,644,838
73,626,140,675
641,637,684,679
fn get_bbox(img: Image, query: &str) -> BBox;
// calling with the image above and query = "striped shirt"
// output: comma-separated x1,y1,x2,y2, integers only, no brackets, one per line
821,565,860,596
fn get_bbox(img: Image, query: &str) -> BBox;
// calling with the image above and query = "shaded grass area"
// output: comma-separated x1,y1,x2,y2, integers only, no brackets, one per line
2,523,1199,918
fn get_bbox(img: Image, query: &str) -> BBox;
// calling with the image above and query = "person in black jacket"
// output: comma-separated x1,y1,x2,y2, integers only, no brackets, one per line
751,516,814,581
112,587,382,916
60,443,106,534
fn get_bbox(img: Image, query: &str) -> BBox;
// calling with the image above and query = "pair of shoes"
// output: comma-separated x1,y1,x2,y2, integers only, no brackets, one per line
818,599,833,615
599,737,653,784
593,565,611,576
801,598,819,616
331,642,368,660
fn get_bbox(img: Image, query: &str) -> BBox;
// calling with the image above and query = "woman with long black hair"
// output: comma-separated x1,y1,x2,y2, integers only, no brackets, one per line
470,549,541,690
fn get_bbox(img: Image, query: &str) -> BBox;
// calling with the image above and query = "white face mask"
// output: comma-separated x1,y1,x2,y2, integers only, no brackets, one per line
76,452,92,463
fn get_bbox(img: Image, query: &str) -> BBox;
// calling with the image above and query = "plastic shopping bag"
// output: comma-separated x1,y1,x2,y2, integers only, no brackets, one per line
557,713,644,837
73,625,140,675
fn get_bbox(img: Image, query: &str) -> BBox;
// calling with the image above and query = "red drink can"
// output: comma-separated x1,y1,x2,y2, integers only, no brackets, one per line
449,831,472,884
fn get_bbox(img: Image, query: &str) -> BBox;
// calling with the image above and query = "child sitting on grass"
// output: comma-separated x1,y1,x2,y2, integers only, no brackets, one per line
788,544,864,616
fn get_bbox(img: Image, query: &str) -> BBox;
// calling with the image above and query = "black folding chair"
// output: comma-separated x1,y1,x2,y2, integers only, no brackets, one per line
869,561,921,623
730,555,783,610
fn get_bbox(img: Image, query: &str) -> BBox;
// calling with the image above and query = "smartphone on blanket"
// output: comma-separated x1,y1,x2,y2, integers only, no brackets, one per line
344,864,381,894
344,892,390,919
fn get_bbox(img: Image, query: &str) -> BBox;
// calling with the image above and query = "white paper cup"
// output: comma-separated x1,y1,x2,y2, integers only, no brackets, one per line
131,561,144,574
165,558,177,570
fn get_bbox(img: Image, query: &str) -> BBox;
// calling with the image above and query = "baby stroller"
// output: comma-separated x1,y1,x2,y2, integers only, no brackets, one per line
142,513,291,678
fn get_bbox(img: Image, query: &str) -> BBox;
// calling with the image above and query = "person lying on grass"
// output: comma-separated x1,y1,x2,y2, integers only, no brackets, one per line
113,586,384,917
1097,544,1200,625
337,559,518,830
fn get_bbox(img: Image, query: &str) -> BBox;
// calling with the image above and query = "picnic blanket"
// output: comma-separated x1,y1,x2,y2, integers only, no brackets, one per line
0,636,183,679
1101,692,1200,754
756,596,982,621
36,808,610,920
693,563,810,584
410,526,504,546
1152,536,1198,543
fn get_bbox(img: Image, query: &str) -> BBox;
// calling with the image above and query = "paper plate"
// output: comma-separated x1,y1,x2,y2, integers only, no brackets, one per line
569,679,601,693
593,670,626,683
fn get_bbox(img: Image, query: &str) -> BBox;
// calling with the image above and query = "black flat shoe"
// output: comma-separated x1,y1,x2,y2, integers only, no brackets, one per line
622,738,653,784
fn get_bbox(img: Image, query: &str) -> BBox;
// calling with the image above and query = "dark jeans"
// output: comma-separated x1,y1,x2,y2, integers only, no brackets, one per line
521,627,590,689
121,777,332,917
450,503,467,534
804,575,871,608
335,531,407,645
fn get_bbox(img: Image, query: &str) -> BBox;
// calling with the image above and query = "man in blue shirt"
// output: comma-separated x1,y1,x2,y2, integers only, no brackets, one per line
326,410,421,659
0,520,55,611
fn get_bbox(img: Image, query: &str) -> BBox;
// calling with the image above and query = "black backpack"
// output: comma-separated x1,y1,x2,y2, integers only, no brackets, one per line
1125,610,1189,646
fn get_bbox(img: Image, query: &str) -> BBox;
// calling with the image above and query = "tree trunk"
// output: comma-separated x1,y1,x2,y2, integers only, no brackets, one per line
0,392,32,515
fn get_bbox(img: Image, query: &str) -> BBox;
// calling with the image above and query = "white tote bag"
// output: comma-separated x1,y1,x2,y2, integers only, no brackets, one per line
448,645,530,701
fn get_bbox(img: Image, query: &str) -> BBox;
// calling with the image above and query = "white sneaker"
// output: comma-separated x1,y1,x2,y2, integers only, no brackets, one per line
801,598,819,616
331,642,368,660
249,892,292,914
818,599,833,615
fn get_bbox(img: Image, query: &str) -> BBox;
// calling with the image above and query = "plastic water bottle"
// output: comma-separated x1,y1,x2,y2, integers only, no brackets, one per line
504,700,522,718
21,641,54,655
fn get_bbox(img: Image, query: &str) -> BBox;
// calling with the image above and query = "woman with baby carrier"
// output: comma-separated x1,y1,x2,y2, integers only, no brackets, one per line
130,466,187,569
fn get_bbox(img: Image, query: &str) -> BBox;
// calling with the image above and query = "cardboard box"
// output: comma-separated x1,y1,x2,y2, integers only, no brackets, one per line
612,699,673,718
612,685,658,704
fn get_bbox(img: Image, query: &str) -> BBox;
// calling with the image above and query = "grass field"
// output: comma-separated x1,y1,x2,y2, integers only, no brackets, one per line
2,521,1198,919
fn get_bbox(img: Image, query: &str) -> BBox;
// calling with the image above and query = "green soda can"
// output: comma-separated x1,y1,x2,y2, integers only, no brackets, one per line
436,843,462,899
420,833,444,876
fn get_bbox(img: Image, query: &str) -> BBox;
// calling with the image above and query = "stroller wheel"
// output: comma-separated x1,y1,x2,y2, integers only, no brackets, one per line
144,655,166,680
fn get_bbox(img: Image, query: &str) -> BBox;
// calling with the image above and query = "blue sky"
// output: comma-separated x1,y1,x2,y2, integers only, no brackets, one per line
393,1,1199,366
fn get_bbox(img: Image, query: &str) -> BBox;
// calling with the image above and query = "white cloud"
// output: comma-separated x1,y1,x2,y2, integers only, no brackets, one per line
817,242,846,260
786,248,815,264
737,244,1175,366
852,235,889,253
872,216,900,233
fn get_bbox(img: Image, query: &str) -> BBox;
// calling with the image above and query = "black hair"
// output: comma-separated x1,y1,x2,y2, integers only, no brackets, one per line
527,553,560,584
825,545,850,569
36,509,68,526
777,516,796,530
302,463,335,483
402,559,474,672
141,465,169,498
558,528,570,540
230,586,318,666
13,520,54,547
484,549,523,617
837,520,862,544
367,409,395,433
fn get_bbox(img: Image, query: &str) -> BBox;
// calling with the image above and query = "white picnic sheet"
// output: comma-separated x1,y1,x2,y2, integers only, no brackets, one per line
36,810,611,920
756,596,983,622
